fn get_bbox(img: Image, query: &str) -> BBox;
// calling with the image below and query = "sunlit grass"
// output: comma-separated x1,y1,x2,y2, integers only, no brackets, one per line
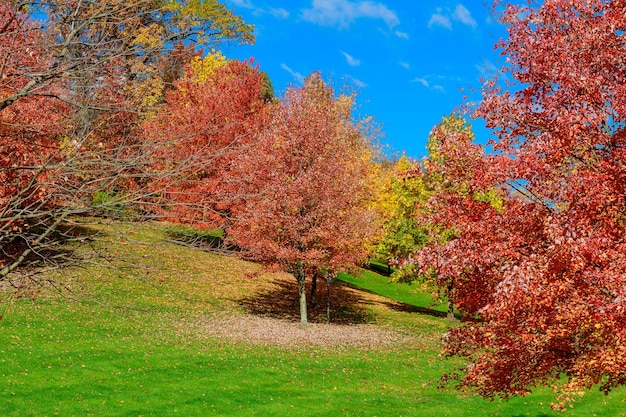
1,221,625,416
337,268,448,314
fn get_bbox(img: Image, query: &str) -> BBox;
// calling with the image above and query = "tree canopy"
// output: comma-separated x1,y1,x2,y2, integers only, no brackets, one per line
411,0,626,406
143,56,271,228
227,73,380,326
0,0,253,278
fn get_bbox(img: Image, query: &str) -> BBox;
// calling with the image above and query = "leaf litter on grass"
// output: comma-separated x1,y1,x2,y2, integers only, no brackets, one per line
174,273,442,351
177,311,419,350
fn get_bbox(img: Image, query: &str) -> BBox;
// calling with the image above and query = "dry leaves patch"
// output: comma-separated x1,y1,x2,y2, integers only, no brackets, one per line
175,275,431,350
182,312,416,350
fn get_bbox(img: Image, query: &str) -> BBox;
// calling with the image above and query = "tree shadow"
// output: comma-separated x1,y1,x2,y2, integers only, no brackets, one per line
1,221,105,296
165,228,237,255
366,261,391,277
2,222,102,271
165,228,223,248
237,277,377,325
381,300,448,319
337,280,450,319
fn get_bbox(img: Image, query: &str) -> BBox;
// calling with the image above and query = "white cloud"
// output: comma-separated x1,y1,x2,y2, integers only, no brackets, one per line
231,0,253,7
231,0,289,19
301,0,400,29
453,4,477,28
340,50,361,66
428,4,477,30
412,77,429,88
399,61,410,69
281,64,304,83
428,12,452,30
353,79,367,88
268,7,290,19
394,30,409,39
412,76,447,93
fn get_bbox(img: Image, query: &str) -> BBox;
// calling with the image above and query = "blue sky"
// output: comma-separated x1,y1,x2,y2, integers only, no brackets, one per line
221,0,509,158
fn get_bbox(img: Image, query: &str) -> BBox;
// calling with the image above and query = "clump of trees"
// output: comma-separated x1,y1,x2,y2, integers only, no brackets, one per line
375,115,493,320
143,66,381,326
0,0,252,279
226,73,381,327
399,0,626,408
374,154,428,281
1,0,381,327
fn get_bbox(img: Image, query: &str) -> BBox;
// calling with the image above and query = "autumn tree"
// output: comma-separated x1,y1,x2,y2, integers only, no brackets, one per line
227,73,380,327
405,114,505,320
378,115,491,319
0,2,71,278
374,155,429,280
143,53,272,229
0,0,253,280
412,0,626,406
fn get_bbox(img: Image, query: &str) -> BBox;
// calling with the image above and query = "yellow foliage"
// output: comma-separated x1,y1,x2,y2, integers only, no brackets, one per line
473,187,504,212
132,24,165,48
189,51,228,83
58,135,76,154
170,0,254,45
427,113,475,161
335,94,355,120
373,155,431,264
137,77,166,112
123,61,166,113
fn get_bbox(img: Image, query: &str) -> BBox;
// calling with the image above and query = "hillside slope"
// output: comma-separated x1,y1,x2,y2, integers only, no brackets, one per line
1,221,625,417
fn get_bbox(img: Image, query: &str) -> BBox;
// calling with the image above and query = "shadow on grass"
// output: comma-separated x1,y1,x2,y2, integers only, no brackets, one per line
380,301,448,319
337,280,449,319
1,221,105,296
238,277,377,325
166,228,223,248
2,221,102,271
366,261,391,277
165,227,238,255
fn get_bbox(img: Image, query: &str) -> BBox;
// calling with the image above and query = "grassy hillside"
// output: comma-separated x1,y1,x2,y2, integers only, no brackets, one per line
1,222,625,416
337,269,449,315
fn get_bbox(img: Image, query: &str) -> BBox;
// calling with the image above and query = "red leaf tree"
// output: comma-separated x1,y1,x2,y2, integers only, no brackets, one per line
0,0,253,280
227,73,380,327
143,58,272,228
0,2,71,276
412,0,626,404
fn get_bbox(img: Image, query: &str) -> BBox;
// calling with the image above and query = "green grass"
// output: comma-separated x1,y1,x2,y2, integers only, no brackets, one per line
337,268,448,314
367,258,393,276
1,221,625,416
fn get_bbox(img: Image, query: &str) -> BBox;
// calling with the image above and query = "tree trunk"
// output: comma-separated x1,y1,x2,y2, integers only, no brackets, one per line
309,268,318,308
326,272,334,324
447,301,455,320
447,281,455,321
295,262,308,328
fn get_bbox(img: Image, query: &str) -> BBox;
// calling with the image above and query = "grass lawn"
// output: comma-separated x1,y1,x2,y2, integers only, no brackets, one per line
337,268,449,315
1,222,625,416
